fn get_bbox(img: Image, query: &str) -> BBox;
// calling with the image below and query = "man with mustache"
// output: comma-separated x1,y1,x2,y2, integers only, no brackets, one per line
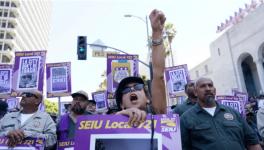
57,90,91,140
173,80,197,116
0,90,56,148
180,77,262,150
115,9,167,126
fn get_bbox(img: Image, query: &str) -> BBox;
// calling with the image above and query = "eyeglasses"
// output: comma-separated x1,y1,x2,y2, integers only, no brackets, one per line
121,84,144,94
21,92,38,98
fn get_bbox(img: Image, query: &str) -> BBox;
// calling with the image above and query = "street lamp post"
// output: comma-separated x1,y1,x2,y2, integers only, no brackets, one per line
124,14,153,81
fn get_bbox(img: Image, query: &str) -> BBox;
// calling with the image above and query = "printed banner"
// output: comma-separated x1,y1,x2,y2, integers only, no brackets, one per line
216,95,245,116
92,91,108,110
74,114,182,150
60,101,71,115
0,137,44,150
165,64,190,98
0,64,12,98
106,54,139,99
232,89,248,105
46,62,71,98
11,51,46,97
57,139,74,150
6,97,19,111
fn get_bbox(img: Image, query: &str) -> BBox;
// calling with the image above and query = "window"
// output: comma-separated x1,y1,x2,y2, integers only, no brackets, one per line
3,10,8,17
0,31,4,39
196,70,199,78
1,20,7,28
4,43,11,50
0,42,3,50
218,48,221,56
0,10,2,17
0,1,4,6
2,55,10,63
7,22,14,28
9,12,15,17
205,65,208,73
5,1,9,7
6,33,13,39
11,2,17,7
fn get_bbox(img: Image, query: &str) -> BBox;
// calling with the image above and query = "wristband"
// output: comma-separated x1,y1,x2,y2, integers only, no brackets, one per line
151,38,163,46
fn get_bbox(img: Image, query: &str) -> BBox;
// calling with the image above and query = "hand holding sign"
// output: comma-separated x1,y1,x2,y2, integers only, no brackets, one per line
116,108,146,127
7,129,25,147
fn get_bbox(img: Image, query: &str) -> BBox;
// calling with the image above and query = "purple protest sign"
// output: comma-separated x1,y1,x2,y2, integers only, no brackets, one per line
165,64,190,98
74,114,182,150
57,139,74,150
6,97,19,111
0,64,12,98
92,91,108,110
0,137,45,150
232,90,248,105
216,95,245,116
11,51,46,97
106,54,139,99
46,62,71,98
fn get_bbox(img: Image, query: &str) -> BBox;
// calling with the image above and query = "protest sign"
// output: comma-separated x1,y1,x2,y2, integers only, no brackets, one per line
0,64,12,98
6,97,19,111
46,62,71,98
57,139,74,150
216,95,245,116
106,54,139,99
165,64,190,98
75,114,182,150
92,91,107,110
11,51,46,97
0,137,44,150
232,89,248,105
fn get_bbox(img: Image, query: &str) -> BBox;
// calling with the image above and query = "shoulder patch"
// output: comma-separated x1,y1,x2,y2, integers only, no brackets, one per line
224,113,234,120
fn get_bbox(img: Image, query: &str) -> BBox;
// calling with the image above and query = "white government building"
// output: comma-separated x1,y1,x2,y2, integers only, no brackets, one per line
189,3,264,97
0,0,52,63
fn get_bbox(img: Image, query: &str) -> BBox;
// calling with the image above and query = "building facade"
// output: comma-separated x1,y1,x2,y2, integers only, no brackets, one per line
0,0,52,63
190,3,264,97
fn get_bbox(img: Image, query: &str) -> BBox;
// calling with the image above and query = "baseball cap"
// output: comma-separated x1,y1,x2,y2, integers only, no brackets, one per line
21,90,43,99
88,99,96,104
71,90,89,100
115,76,144,110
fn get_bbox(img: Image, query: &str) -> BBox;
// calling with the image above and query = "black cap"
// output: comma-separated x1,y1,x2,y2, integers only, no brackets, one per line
115,76,144,110
88,99,96,104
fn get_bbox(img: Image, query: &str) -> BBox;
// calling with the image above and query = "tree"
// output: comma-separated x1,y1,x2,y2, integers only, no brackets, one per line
164,22,177,66
44,99,58,115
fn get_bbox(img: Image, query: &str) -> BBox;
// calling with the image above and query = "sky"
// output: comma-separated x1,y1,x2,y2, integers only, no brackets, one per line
47,0,250,101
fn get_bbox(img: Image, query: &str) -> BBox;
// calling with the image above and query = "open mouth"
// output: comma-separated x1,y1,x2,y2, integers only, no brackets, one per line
130,93,138,102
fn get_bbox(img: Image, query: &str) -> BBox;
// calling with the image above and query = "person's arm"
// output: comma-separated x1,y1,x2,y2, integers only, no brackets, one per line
247,144,262,150
149,9,167,114
257,108,264,138
24,115,57,147
180,117,191,150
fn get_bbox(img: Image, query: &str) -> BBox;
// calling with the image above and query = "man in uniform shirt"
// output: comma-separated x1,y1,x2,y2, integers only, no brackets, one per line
0,90,56,148
173,80,197,116
180,77,262,150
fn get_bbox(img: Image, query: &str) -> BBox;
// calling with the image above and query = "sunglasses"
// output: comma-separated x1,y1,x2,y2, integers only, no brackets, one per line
121,84,144,94
21,92,38,98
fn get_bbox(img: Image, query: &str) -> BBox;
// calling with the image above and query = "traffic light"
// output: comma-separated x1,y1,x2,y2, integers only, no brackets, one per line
77,36,87,60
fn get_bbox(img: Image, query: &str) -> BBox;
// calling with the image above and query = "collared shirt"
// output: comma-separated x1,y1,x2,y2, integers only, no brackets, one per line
173,98,196,116
180,103,259,150
0,111,57,147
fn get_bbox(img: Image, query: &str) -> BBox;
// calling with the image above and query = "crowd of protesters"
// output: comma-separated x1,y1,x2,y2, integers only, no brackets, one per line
0,9,264,150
